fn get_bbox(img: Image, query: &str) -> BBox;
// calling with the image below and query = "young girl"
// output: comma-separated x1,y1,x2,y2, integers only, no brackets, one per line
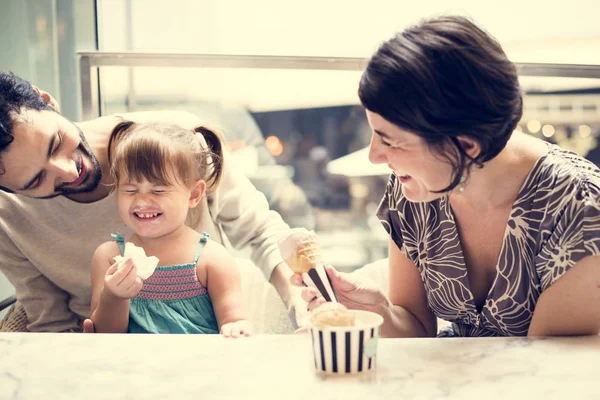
90,121,252,336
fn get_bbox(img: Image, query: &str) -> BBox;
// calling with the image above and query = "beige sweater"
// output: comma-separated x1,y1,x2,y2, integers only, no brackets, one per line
0,148,290,332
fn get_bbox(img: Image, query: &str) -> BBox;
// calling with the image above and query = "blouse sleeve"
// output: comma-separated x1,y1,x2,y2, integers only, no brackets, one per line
376,174,407,254
535,177,600,291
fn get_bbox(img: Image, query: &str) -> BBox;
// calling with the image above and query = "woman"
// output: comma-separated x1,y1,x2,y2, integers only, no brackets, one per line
296,15,600,337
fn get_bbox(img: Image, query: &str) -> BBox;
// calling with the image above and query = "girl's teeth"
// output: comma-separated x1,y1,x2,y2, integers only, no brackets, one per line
137,212,159,219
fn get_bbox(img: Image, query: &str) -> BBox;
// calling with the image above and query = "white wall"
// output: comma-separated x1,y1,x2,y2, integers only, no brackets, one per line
95,0,600,110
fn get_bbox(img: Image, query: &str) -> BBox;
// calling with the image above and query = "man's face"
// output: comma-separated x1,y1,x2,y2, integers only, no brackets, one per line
0,109,102,198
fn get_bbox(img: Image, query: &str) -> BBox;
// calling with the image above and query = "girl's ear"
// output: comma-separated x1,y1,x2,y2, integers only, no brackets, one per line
456,135,481,159
189,180,207,208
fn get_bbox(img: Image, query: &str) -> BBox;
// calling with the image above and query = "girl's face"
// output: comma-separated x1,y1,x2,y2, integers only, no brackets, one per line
366,110,456,203
117,173,205,239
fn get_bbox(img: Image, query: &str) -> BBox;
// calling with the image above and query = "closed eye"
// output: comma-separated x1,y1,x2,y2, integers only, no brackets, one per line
51,132,63,155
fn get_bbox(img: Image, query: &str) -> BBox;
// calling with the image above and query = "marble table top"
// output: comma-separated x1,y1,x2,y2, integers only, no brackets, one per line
1,333,599,400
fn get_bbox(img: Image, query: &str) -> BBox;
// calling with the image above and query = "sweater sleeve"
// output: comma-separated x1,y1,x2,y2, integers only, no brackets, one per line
0,224,81,332
207,152,290,279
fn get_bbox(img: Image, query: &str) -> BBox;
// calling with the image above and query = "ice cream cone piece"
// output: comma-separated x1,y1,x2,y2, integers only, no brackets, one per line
278,228,322,274
278,228,336,302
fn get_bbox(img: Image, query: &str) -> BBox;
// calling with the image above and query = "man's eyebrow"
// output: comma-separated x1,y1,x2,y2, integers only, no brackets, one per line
20,133,57,191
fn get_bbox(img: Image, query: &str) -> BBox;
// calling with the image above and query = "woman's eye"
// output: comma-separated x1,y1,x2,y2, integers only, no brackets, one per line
152,190,165,194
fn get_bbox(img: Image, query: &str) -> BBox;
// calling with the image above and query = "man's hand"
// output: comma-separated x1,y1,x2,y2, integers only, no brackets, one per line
286,288,309,332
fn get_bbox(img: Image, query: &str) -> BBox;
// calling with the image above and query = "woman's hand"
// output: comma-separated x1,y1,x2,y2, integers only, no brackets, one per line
103,257,143,300
291,265,386,313
221,319,253,338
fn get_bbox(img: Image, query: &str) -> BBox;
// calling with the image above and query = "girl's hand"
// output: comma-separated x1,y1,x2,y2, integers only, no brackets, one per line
221,319,253,338
103,257,143,300
293,265,386,313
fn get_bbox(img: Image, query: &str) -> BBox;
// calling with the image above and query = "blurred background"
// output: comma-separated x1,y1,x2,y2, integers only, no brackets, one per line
1,0,599,310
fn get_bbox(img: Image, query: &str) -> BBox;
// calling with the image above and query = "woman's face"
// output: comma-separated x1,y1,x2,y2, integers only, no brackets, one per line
366,110,455,203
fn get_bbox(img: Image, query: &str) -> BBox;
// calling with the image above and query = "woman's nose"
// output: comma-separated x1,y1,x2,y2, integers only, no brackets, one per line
50,157,79,184
368,136,386,164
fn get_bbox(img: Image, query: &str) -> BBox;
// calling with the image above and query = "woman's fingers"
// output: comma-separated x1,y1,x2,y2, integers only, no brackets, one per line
290,274,304,286
301,286,318,303
307,296,326,311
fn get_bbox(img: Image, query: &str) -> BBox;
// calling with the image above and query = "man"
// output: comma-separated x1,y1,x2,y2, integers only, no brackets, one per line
0,71,306,332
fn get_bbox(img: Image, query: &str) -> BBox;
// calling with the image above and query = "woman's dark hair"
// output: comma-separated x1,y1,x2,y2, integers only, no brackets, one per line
358,15,523,192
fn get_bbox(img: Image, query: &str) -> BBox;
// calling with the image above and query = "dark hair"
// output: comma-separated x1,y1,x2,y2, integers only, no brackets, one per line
0,71,54,155
358,15,523,192
108,120,225,193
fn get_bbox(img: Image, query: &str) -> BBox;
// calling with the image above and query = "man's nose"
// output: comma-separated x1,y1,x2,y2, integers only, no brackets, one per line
50,157,79,184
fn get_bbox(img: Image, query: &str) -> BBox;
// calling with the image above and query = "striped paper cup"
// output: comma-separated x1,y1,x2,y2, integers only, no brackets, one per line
307,310,383,375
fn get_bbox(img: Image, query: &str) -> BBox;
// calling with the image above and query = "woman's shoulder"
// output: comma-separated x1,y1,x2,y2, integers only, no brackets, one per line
531,144,600,198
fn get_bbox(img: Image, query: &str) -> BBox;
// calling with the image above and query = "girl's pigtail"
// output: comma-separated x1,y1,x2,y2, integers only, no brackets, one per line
193,125,225,192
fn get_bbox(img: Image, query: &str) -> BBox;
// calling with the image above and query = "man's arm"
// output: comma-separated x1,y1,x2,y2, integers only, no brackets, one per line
0,226,81,332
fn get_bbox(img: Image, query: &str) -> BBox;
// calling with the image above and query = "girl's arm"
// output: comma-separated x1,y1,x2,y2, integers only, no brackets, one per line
204,241,249,329
90,242,139,333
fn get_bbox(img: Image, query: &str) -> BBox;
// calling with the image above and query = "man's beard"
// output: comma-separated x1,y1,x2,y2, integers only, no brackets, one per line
41,126,103,199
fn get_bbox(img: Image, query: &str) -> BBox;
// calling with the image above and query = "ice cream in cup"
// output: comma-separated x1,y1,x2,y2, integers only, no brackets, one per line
278,228,337,302
307,303,383,375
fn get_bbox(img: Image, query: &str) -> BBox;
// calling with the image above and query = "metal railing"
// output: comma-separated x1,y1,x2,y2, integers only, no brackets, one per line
78,51,600,120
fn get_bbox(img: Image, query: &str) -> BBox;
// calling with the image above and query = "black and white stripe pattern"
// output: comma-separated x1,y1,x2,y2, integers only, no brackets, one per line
303,264,337,303
309,326,380,374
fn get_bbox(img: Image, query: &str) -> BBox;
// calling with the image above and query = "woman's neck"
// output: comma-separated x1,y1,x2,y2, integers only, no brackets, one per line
449,132,549,211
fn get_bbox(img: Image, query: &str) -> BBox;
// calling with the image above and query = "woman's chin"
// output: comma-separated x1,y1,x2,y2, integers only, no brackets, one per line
401,185,439,203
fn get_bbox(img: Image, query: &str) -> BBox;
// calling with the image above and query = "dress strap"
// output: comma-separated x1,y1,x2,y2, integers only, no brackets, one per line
193,232,210,264
111,232,125,256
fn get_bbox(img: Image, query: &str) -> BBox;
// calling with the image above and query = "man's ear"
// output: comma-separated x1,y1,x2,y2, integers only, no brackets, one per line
456,135,481,159
32,85,60,113
189,180,207,209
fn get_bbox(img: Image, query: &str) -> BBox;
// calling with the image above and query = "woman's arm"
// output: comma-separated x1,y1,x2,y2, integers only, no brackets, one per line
204,241,249,329
90,243,134,333
379,237,438,338
528,254,600,336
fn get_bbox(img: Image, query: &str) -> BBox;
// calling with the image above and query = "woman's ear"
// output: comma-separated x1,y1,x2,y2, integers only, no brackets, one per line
189,180,207,208
456,135,481,159
32,85,61,113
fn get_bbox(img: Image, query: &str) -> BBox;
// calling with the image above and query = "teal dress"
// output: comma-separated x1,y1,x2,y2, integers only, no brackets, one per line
112,232,219,334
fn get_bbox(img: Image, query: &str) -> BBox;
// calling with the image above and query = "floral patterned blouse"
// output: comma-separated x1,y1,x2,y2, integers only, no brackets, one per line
377,144,600,336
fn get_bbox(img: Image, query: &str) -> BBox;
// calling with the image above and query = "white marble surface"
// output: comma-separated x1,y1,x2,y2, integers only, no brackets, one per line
1,333,599,400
